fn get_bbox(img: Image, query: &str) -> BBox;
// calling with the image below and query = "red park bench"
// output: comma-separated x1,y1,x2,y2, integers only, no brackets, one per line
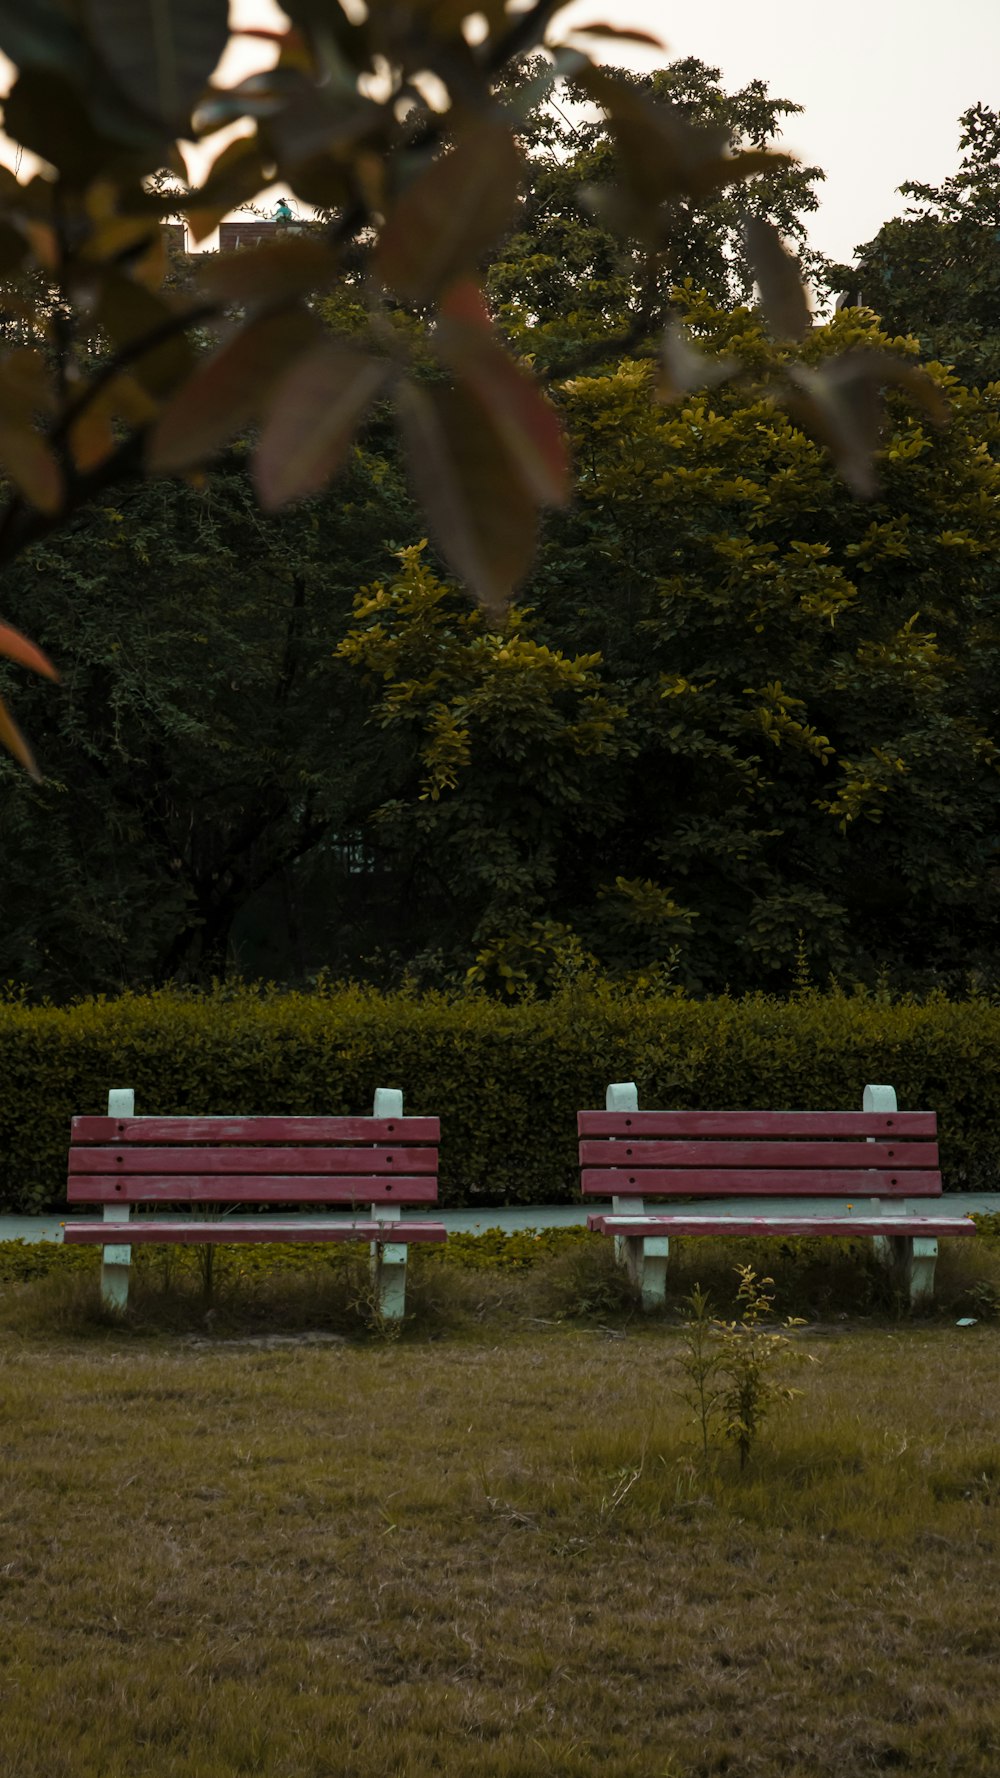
579,1081,976,1310
63,1087,444,1320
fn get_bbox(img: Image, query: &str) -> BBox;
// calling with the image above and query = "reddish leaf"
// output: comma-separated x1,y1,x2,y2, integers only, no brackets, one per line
148,308,322,473
0,621,58,680
580,68,793,224
0,694,40,780
254,344,391,509
81,0,230,131
395,378,539,616
185,136,270,243
744,217,812,342
435,287,570,508
785,351,949,497
658,322,738,403
569,21,665,47
95,274,195,396
199,236,338,306
375,121,521,304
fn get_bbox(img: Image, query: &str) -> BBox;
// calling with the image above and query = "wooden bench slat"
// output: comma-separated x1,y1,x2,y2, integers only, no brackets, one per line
580,1168,942,1197
588,1213,976,1238
63,1219,448,1245
578,1139,939,1169
577,1110,937,1138
66,1175,440,1205
69,1145,437,1176
70,1115,440,1145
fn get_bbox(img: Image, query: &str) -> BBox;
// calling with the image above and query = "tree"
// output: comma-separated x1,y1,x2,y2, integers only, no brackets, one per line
0,445,417,993
835,105,1000,387
489,56,830,369
0,2,945,773
337,298,1000,994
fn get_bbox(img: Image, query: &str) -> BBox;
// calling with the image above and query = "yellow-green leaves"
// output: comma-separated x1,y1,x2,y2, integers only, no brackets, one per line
375,122,521,304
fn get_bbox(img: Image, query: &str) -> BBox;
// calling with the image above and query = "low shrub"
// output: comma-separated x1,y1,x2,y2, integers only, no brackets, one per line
2,979,999,1212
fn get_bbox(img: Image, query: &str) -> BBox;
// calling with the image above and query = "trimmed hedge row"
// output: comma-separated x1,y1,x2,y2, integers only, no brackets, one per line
1,983,998,1214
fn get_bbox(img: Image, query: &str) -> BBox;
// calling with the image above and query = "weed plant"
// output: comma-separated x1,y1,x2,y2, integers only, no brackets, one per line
0,1304,999,1775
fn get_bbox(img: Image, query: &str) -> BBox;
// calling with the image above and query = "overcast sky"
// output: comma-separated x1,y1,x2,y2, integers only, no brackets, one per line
580,0,999,263
1,1,995,266
226,0,998,264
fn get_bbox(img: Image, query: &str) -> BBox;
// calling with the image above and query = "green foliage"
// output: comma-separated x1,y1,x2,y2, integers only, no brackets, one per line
0,3,946,774
0,456,417,992
836,105,1000,389
490,56,830,370
6,979,1000,1215
677,1268,810,1470
714,1266,808,1469
339,306,1000,993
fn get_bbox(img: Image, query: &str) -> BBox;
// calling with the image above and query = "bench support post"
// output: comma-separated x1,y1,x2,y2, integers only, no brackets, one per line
370,1243,408,1321
886,1233,939,1307
622,1232,670,1311
606,1082,670,1308
369,1087,407,1321
863,1084,939,1306
100,1087,134,1312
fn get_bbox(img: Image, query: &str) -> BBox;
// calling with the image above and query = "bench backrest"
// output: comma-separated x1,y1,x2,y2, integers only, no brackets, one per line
68,1111,440,1210
578,1102,940,1202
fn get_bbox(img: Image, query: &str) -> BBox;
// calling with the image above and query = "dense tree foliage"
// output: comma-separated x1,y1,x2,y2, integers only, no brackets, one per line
490,56,829,370
0,0,945,778
334,301,1000,995
835,105,1000,388
0,445,417,993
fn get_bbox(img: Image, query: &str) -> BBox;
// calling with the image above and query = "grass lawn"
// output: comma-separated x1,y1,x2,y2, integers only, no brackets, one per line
1,1237,999,1777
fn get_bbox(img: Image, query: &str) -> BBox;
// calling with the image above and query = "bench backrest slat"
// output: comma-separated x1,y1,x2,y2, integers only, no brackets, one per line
70,1115,439,1145
578,1110,936,1139
578,1103,942,1205
579,1140,938,1170
69,1145,437,1176
68,1108,440,1211
580,1168,942,1199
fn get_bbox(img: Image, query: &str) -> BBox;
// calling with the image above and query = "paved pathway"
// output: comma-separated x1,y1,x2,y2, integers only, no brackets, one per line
4,1195,999,1243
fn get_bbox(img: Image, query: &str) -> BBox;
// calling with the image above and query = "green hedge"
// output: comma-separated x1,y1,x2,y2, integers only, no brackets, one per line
1,982,998,1214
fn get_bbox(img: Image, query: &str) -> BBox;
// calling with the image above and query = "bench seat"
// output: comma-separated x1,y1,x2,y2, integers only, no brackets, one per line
64,1087,443,1319
588,1213,974,1240
65,1218,446,1245
580,1082,975,1309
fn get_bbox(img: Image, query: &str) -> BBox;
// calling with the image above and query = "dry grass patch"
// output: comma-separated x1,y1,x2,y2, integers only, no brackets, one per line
0,1272,999,1775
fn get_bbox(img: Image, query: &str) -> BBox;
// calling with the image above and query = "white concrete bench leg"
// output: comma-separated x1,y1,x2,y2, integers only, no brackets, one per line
606,1082,670,1310
882,1233,939,1307
622,1232,670,1310
863,1083,939,1305
369,1087,407,1322
100,1088,134,1312
370,1243,408,1321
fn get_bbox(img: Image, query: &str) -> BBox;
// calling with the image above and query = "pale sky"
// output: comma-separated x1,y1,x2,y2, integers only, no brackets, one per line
226,0,999,265
4,0,998,267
